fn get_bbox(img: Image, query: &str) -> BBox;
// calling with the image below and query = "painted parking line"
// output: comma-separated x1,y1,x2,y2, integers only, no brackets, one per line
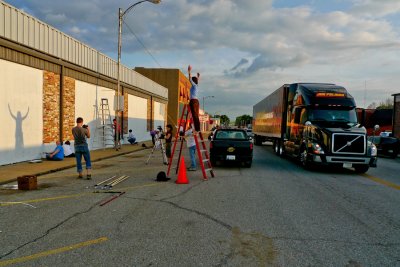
0,192,91,207
0,237,108,266
361,173,400,191
0,182,164,207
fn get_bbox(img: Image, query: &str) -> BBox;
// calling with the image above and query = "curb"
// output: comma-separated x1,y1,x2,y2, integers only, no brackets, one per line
0,144,151,185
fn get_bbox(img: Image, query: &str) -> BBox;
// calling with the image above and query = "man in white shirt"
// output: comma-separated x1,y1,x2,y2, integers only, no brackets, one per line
63,140,75,157
185,125,197,171
128,129,137,145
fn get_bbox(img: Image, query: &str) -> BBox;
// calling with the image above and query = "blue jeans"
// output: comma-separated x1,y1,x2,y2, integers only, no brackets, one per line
74,144,92,173
189,145,196,168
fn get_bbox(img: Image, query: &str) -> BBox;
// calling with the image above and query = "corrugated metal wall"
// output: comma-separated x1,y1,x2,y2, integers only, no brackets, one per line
0,1,167,99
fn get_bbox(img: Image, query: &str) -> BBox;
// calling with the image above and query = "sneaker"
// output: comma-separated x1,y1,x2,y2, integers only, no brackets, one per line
77,174,83,179
86,174,92,180
188,167,197,171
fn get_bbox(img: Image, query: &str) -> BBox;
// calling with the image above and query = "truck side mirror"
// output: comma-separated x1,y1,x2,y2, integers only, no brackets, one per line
373,124,380,137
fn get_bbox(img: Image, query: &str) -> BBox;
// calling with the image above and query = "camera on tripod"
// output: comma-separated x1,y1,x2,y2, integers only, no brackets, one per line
156,126,165,139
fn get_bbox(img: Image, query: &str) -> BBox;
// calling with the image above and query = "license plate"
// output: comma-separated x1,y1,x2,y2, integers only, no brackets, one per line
226,155,236,160
343,163,352,168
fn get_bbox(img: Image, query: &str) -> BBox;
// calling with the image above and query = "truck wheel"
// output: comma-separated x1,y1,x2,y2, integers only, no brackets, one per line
254,135,262,146
354,165,369,173
273,141,279,154
274,140,284,156
300,147,311,169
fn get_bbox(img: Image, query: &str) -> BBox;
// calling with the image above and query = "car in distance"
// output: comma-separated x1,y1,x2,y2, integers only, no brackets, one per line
368,135,400,158
246,128,254,138
209,129,253,167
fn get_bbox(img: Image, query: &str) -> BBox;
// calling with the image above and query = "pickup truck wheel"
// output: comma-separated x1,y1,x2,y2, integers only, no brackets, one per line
391,148,399,159
210,158,217,167
244,161,252,168
354,164,369,173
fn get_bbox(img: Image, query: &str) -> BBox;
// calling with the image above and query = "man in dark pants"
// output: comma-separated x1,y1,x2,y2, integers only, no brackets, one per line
72,117,92,179
188,65,201,133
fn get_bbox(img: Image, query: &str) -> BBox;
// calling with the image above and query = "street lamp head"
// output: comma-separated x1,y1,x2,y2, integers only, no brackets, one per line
148,0,161,4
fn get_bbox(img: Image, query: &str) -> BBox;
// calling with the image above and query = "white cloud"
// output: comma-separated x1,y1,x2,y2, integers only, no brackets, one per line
5,0,400,118
351,0,400,17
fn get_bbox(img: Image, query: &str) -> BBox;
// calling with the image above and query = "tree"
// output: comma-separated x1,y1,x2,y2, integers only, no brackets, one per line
377,98,393,109
367,102,377,109
235,114,252,127
219,115,230,126
367,98,393,110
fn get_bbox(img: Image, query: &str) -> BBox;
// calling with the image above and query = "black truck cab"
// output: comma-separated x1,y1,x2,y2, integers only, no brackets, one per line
284,83,377,172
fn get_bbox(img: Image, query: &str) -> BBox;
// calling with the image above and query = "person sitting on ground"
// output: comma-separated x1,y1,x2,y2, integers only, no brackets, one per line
46,141,64,161
128,129,138,145
63,140,75,157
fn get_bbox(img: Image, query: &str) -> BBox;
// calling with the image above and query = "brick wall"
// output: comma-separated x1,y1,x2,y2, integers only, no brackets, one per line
62,76,75,141
43,71,76,143
43,71,60,143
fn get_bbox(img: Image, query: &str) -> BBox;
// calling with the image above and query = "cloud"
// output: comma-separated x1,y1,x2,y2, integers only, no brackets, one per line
5,0,400,118
351,0,400,17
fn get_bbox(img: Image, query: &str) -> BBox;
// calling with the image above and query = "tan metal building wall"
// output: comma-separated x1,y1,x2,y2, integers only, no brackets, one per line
0,1,167,99
135,68,190,128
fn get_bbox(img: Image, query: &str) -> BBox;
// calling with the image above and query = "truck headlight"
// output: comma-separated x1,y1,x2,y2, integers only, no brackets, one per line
368,141,377,156
312,143,325,155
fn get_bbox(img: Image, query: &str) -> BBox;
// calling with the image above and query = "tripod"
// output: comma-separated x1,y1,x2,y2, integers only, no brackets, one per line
146,127,168,165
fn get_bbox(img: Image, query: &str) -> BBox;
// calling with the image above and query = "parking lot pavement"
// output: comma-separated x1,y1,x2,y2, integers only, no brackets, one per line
0,141,153,185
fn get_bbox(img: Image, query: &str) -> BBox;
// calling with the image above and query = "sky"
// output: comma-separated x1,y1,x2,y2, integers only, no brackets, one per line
5,0,400,120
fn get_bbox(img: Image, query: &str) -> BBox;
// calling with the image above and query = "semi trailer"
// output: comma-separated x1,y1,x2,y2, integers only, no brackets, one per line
253,83,377,173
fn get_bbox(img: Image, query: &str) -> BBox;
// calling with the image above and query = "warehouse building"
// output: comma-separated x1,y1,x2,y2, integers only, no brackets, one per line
0,2,168,165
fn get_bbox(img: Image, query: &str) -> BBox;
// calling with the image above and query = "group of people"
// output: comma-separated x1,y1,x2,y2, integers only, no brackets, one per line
45,64,202,178
163,65,201,170
45,140,75,161
158,123,197,171
112,118,138,149
45,117,92,179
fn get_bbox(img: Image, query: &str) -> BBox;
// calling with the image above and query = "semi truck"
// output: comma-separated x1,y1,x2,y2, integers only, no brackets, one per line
253,83,377,173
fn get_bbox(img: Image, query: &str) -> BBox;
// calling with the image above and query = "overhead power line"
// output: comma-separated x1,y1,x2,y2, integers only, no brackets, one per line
122,19,162,68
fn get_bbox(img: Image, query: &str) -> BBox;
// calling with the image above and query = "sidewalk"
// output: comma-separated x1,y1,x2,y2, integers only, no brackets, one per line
0,141,153,185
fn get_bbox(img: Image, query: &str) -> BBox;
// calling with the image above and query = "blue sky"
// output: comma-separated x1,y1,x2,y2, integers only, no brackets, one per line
5,0,400,120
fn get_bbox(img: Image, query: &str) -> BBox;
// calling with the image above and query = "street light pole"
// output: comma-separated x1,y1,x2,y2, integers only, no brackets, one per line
116,0,161,150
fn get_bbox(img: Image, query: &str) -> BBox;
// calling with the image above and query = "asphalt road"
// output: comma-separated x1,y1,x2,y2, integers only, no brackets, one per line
0,145,399,266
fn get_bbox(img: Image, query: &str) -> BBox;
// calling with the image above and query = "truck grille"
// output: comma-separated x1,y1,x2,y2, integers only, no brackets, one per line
332,133,365,154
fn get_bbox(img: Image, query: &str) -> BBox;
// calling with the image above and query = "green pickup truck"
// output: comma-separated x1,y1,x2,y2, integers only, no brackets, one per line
209,129,253,167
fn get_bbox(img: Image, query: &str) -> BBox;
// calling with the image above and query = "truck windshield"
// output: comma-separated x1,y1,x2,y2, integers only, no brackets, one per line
309,108,358,127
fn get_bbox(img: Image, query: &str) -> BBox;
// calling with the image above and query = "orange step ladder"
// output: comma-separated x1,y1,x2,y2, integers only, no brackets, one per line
167,104,215,180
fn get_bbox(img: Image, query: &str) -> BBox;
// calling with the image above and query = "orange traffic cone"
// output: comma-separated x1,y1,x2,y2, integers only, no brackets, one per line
176,156,189,184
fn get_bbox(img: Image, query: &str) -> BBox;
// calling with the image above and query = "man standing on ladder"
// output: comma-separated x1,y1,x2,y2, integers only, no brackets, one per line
188,65,201,133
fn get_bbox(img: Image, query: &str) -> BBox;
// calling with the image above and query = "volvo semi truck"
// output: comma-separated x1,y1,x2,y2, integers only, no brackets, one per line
253,83,377,173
